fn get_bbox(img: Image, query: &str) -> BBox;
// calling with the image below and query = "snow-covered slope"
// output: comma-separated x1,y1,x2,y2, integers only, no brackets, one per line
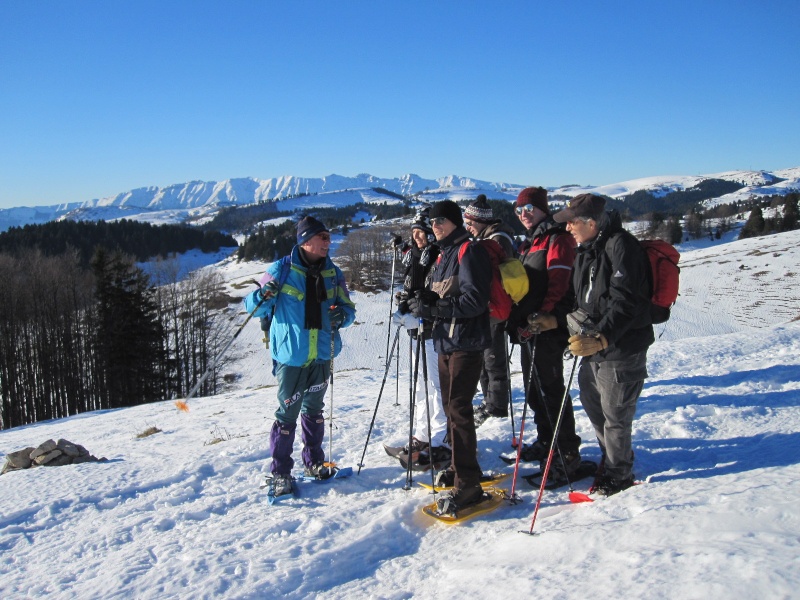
1,229,799,598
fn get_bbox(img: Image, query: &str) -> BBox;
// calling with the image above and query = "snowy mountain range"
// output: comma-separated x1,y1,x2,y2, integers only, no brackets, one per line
1,167,798,233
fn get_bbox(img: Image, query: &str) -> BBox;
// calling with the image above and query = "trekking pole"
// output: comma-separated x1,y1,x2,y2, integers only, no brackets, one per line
357,326,402,474
506,336,517,447
393,325,401,407
385,239,400,361
403,331,423,491
419,322,437,496
527,354,579,535
175,280,264,412
509,336,538,504
325,328,336,467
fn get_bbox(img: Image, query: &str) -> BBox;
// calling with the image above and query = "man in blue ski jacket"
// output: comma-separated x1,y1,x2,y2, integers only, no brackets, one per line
244,216,356,497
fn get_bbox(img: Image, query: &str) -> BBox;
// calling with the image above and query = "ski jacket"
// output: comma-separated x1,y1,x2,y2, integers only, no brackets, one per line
508,218,576,342
244,245,356,367
428,226,492,354
572,211,654,361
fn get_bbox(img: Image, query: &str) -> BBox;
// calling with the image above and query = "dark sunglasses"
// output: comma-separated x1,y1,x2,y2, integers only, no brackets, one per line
430,217,449,225
515,204,535,215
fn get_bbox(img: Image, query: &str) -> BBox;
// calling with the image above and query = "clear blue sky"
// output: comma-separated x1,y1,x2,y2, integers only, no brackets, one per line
1,0,798,209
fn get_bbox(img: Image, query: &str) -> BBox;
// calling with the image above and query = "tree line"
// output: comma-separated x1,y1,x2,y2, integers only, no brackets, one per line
0,219,237,268
739,194,799,239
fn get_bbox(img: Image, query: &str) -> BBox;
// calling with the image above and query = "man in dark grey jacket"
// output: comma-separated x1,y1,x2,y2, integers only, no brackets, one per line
408,199,492,514
553,194,654,496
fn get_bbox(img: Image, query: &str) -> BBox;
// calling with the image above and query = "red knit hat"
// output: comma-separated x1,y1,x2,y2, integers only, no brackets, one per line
516,187,549,214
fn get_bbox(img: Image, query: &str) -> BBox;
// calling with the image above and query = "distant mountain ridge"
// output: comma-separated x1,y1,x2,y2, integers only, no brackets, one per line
0,168,797,233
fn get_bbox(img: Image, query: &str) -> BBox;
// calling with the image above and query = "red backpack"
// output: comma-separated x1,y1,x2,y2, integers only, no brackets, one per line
640,239,680,324
457,239,513,321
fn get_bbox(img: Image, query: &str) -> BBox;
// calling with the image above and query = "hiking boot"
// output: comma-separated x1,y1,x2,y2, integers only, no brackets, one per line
434,469,455,488
269,473,294,497
474,403,507,428
545,451,582,483
592,474,635,496
435,484,484,516
519,439,549,462
304,463,334,480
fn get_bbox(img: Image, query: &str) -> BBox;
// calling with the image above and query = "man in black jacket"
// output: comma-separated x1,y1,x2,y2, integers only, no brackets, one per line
553,194,654,496
408,199,492,514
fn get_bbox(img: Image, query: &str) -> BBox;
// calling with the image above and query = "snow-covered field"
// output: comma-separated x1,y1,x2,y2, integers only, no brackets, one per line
2,230,799,599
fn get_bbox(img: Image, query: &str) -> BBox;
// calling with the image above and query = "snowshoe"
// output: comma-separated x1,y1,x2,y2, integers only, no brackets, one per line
398,445,451,472
418,471,508,492
384,438,428,459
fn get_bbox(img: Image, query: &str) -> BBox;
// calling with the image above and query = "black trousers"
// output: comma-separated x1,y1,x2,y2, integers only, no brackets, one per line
519,333,581,455
478,321,510,415
439,350,484,489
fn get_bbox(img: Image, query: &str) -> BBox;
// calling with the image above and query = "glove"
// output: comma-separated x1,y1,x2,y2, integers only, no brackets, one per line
407,296,438,320
568,333,608,357
392,235,404,247
526,312,557,335
329,305,346,329
259,280,279,301
415,289,440,304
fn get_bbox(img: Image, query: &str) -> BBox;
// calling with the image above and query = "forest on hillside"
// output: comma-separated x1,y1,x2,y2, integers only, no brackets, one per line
0,219,237,268
0,220,240,430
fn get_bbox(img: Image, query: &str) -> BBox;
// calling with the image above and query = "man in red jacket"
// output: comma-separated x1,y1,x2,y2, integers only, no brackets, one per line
508,187,582,484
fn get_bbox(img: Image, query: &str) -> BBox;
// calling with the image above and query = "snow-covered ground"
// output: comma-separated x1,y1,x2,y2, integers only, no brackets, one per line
2,230,800,599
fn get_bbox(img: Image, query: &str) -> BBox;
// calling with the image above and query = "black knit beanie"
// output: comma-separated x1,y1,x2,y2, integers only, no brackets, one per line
429,200,464,227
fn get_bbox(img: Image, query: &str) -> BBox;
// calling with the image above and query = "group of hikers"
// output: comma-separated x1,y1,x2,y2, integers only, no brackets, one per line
244,187,655,515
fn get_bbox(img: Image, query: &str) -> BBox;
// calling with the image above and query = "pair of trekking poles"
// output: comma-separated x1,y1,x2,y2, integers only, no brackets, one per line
510,334,586,534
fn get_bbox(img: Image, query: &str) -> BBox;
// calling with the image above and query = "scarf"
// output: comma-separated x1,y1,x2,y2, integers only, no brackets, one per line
300,248,327,330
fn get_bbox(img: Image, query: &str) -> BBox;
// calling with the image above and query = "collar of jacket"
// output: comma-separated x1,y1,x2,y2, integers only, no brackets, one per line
578,210,623,253
437,226,471,248
527,216,558,240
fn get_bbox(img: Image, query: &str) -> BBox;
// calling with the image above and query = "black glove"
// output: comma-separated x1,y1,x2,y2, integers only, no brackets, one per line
329,305,346,329
407,296,438,320
392,235,403,247
259,280,279,301
415,289,440,304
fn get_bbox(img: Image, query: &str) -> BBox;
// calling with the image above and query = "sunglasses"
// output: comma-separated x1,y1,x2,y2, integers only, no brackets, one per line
430,217,449,225
464,219,476,227
515,204,535,215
